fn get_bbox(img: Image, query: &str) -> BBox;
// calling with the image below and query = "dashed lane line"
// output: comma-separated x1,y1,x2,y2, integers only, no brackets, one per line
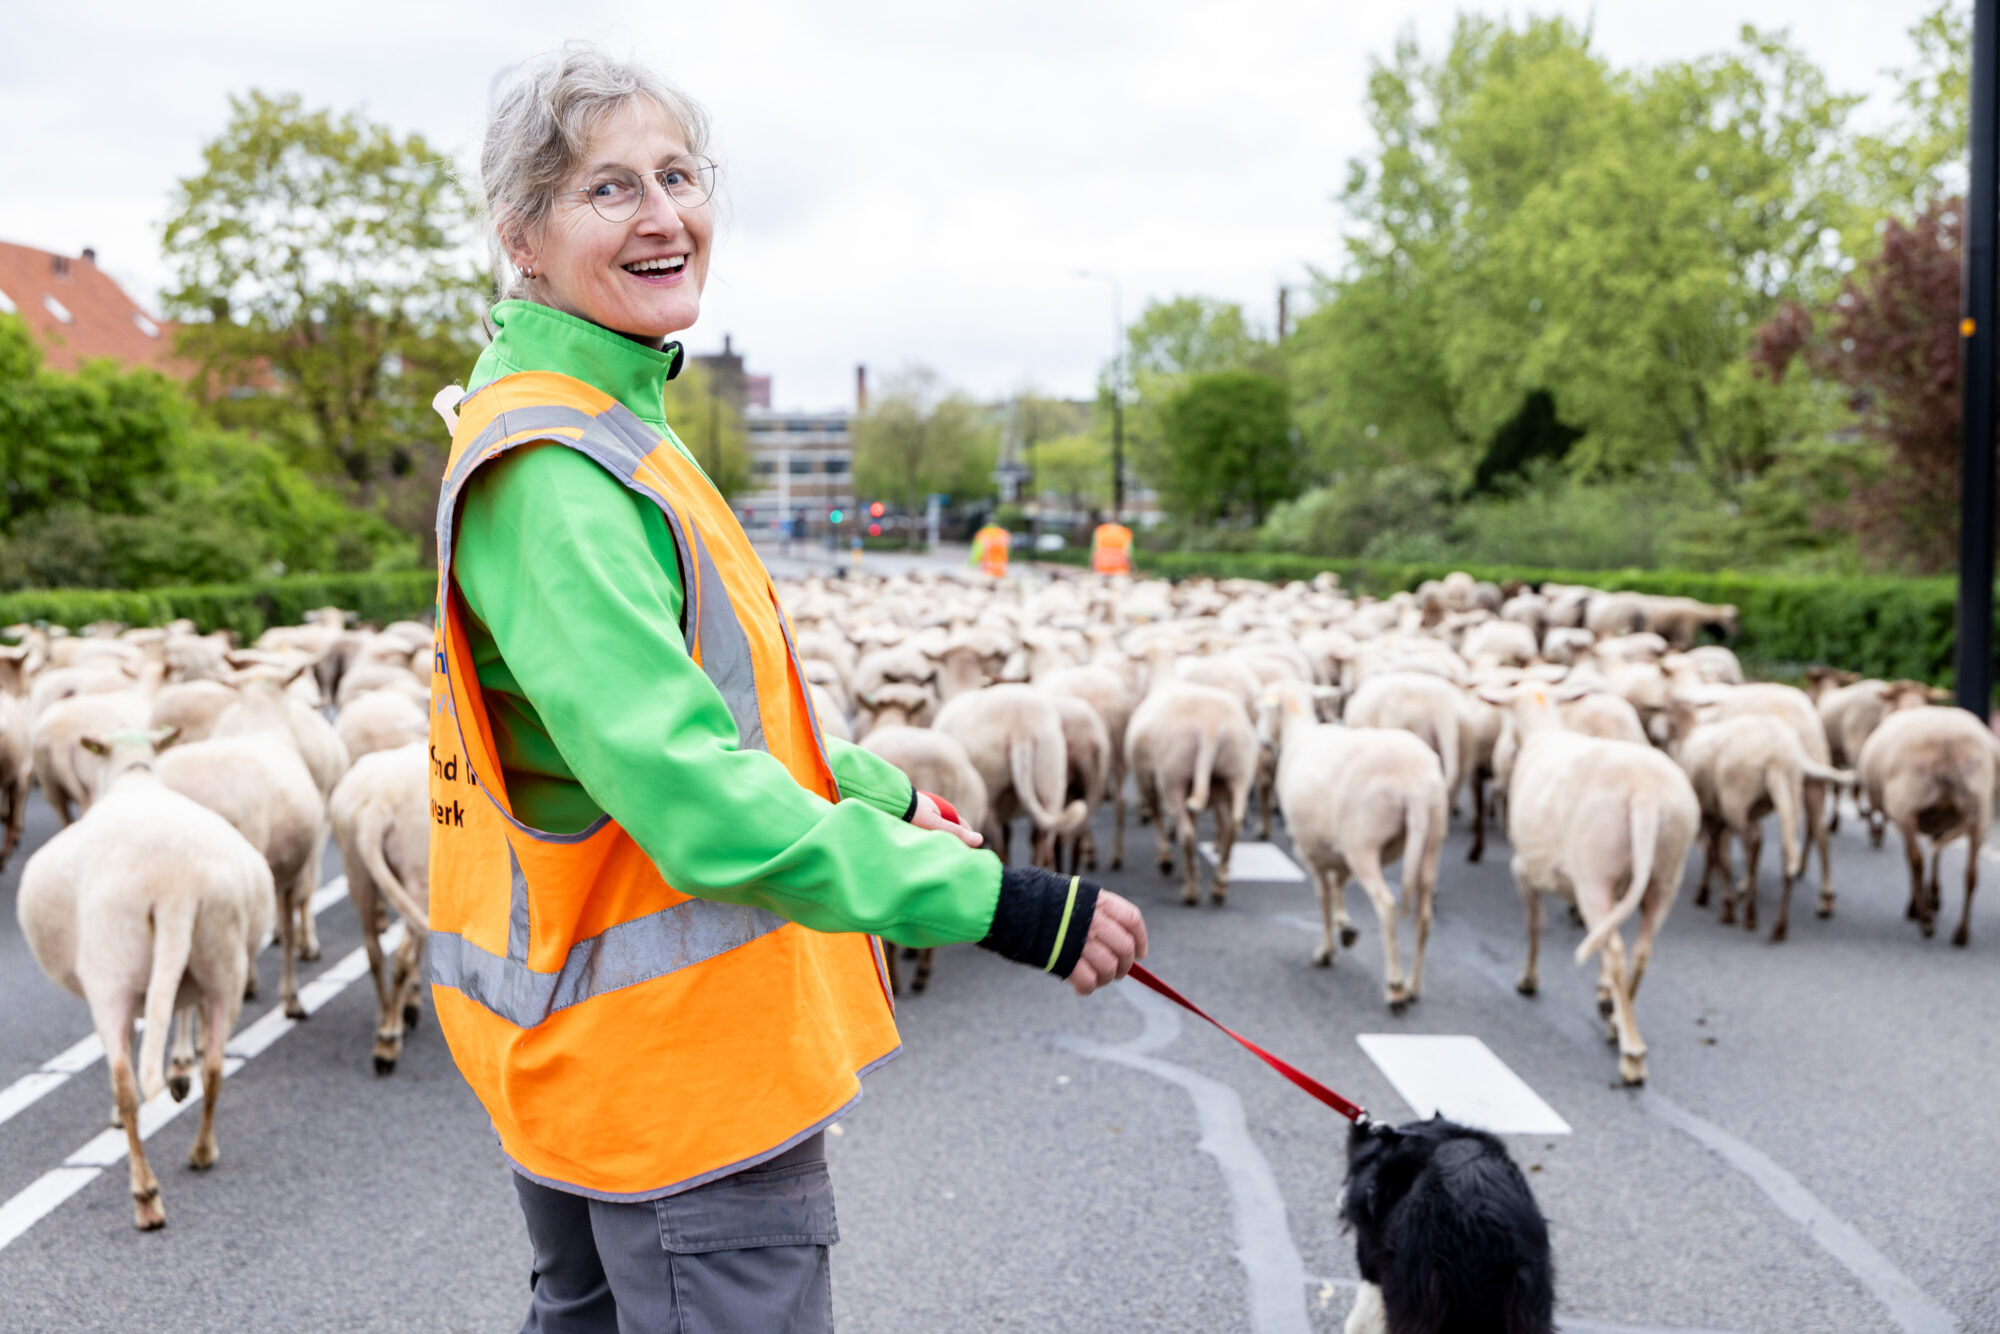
0,877,350,1132
0,921,398,1253
1356,1033,1572,1135
1199,840,1308,883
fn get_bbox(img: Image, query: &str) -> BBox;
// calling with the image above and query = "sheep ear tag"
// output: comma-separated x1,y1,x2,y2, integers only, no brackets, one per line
1529,688,1549,708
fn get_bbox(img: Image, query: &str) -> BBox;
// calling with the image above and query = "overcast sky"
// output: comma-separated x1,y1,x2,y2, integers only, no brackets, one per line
0,1,1942,410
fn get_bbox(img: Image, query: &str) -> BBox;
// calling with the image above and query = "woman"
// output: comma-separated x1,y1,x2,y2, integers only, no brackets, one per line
428,44,1148,1334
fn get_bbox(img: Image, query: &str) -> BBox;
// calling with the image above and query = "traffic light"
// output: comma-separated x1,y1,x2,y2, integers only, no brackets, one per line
868,523,881,537
829,508,844,525
869,501,885,518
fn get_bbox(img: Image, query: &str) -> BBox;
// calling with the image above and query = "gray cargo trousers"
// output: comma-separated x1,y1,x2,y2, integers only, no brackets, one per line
513,1133,837,1334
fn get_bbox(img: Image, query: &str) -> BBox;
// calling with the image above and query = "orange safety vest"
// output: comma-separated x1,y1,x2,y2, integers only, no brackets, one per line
1091,522,1133,575
974,524,1010,578
427,371,899,1200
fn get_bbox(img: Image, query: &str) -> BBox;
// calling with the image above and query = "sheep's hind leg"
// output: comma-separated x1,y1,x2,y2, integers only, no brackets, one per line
95,999,163,1229
1806,779,1835,918
1955,825,1980,948
188,990,230,1171
1310,864,1340,966
166,1004,199,1102
1738,818,1763,933
1516,883,1543,997
1600,931,1648,1086
1352,849,1408,1011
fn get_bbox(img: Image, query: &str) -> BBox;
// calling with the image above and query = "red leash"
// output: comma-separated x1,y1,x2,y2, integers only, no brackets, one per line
1126,964,1369,1124
919,794,1367,1123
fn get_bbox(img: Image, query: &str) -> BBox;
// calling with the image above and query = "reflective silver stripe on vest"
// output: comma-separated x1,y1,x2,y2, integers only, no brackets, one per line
432,896,789,1028
437,403,599,548
507,844,533,961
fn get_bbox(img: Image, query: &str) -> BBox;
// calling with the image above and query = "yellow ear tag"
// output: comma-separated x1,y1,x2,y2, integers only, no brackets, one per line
1529,688,1549,708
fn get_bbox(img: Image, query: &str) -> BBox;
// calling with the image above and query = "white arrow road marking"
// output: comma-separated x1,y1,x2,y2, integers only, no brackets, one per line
1356,1033,1572,1136
0,877,350,1131
0,922,399,1253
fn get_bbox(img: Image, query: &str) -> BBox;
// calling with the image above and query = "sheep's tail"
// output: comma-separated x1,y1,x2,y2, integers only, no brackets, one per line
1187,721,1221,813
1435,713,1462,799
1401,790,1436,921
139,897,198,1103
1010,735,1087,832
1576,797,1657,965
1799,760,1855,790
356,797,429,934
1768,762,1806,881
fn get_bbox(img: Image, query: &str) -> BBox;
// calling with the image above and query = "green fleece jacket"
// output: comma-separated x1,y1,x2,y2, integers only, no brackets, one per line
451,300,1001,946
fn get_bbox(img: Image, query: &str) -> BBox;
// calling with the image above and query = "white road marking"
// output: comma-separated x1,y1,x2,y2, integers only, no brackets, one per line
1057,983,1311,1334
0,876,349,1130
1199,841,1307,883
1356,1034,1571,1136
0,922,398,1254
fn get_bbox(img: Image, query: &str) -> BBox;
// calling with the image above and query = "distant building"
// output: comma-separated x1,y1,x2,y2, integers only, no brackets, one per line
688,335,864,542
0,241,190,377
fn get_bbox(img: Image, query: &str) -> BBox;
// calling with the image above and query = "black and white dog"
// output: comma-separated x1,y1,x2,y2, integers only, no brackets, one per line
1340,1114,1555,1334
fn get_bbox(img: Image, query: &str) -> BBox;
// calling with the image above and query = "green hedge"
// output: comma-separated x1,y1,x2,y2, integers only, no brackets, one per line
0,571,437,642
1035,547,1966,685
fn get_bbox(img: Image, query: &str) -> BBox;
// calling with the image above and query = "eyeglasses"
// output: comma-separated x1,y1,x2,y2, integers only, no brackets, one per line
563,157,719,222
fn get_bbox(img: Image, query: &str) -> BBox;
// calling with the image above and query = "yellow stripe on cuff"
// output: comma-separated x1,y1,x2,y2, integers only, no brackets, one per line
1045,876,1081,972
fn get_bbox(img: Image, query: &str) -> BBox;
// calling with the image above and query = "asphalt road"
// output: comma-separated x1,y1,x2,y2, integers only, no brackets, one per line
1,781,1995,1333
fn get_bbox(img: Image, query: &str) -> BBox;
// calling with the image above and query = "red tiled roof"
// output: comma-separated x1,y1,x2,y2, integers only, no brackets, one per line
0,240,194,378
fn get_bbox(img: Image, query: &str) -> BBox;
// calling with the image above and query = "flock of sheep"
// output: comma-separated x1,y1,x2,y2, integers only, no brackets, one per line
2,565,1994,1232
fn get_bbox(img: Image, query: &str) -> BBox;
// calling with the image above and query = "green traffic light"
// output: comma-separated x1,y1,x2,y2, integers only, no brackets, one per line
829,509,844,524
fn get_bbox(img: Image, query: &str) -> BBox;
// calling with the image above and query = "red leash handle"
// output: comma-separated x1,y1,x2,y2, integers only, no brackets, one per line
920,792,961,826
1127,964,1368,1123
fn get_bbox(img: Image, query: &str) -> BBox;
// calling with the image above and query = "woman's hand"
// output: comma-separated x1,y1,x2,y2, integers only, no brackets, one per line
1067,890,1148,996
911,791,983,848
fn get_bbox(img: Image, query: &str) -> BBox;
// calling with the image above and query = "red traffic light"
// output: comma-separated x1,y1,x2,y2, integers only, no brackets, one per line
869,502,885,518
868,523,882,537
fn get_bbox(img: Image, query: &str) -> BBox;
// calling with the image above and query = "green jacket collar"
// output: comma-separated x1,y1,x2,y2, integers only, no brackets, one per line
473,300,685,433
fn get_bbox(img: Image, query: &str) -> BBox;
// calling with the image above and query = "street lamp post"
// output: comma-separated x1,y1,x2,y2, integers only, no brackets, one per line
1076,270,1125,521
1960,0,2000,715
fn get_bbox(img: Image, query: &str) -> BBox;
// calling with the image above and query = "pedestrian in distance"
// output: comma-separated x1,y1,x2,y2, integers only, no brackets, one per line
432,43,1147,1334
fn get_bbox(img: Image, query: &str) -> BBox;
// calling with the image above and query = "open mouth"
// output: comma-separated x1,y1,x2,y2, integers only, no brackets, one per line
623,255,688,277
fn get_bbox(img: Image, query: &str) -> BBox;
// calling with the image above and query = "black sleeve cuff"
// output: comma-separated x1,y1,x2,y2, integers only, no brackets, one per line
978,867,1101,978
901,785,919,822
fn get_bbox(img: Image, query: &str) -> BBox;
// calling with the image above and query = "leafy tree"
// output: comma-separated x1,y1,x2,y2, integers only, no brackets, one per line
160,90,485,536
1287,17,1857,484
1032,430,1112,513
1156,371,1301,525
1848,3,1970,236
853,368,998,546
0,313,400,590
663,361,753,499
1118,297,1269,493
1754,197,1966,572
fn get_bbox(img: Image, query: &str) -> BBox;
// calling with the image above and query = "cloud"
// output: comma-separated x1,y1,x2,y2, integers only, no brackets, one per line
0,0,1919,410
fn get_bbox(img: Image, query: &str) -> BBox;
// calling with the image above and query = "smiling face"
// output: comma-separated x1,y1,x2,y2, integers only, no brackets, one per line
509,99,713,344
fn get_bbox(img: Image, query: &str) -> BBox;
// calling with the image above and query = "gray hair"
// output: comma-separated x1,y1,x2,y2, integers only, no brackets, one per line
481,43,712,301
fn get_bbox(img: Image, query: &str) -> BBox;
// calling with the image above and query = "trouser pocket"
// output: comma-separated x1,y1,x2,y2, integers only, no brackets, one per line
654,1139,838,1334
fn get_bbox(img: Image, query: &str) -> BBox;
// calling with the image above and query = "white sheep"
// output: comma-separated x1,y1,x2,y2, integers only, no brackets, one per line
1261,680,1445,1011
330,743,431,1073
17,728,273,1230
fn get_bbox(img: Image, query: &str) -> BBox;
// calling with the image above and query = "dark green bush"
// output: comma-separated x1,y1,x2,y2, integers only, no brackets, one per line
0,571,437,641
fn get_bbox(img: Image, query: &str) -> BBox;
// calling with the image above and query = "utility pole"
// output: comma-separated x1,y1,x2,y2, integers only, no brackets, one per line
1277,284,1289,344
1959,0,2000,716
1076,270,1125,520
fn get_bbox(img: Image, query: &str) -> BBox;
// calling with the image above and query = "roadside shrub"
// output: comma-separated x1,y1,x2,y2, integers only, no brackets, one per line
0,571,437,641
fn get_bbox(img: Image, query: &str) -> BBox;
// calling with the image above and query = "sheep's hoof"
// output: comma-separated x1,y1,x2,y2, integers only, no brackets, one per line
1769,922,1788,944
1596,994,1615,1020
1953,924,1971,947
1618,1054,1647,1087
403,1002,421,1030
1466,845,1483,864
1516,976,1538,998
1718,902,1736,926
133,1188,166,1231
1339,925,1359,949
911,978,927,993
1920,917,1937,939
1311,945,1333,967
1158,859,1174,877
297,942,322,963
900,947,919,960
1868,830,1885,849
243,976,260,1000
373,1055,398,1076
188,1138,218,1171
1110,855,1123,870
1386,992,1412,1015
1819,896,1836,919
284,997,308,1021
1694,885,1710,908
167,1072,191,1103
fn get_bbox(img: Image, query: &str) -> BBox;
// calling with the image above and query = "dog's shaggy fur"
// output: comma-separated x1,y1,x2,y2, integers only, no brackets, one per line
1341,1115,1554,1334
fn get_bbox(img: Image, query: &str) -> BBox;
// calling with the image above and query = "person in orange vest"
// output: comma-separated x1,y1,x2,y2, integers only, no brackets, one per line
970,521,1011,578
1090,517,1134,575
440,49,1147,1334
